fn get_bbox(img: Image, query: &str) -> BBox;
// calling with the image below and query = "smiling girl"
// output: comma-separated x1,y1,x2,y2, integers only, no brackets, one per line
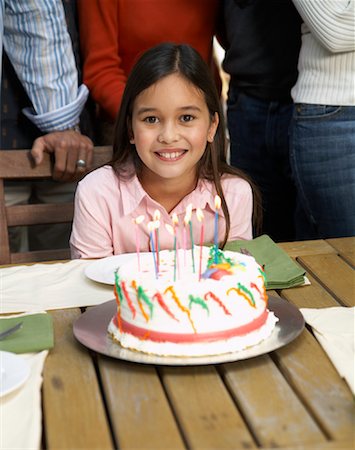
70,43,261,259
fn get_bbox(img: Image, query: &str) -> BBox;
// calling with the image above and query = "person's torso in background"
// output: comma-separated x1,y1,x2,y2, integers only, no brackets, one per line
222,0,302,102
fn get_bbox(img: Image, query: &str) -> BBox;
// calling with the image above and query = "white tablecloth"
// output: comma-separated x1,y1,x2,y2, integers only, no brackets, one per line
1,260,113,314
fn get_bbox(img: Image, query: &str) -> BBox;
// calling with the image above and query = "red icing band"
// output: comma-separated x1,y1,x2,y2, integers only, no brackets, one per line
113,308,269,343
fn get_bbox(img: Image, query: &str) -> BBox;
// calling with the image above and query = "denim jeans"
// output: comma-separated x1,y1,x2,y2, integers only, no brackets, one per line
290,104,355,239
227,86,296,242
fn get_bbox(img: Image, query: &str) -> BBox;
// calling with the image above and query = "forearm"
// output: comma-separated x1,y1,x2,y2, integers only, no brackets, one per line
292,0,355,52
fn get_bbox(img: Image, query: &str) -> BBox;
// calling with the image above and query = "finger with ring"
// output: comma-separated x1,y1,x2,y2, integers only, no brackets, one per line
76,159,86,169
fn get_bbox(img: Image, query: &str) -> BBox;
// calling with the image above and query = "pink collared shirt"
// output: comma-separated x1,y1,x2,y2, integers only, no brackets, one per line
70,165,253,259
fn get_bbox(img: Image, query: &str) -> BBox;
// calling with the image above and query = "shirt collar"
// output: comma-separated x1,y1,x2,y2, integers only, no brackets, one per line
120,174,221,217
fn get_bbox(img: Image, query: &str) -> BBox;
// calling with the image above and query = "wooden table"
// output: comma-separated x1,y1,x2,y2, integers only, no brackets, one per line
42,237,354,450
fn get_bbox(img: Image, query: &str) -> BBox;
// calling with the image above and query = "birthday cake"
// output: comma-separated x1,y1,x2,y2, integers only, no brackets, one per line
107,246,278,357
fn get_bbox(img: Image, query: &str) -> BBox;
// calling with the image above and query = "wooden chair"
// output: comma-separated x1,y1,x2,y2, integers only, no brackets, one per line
0,146,113,265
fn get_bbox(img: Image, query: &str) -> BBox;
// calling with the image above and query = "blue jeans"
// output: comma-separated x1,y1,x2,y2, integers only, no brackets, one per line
290,104,355,239
227,86,296,242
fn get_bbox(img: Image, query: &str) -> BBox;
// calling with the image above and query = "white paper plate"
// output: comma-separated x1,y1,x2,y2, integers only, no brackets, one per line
84,253,140,285
0,351,30,397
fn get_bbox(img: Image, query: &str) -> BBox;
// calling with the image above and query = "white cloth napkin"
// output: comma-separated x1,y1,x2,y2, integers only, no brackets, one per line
300,307,355,395
0,350,48,449
0,260,113,314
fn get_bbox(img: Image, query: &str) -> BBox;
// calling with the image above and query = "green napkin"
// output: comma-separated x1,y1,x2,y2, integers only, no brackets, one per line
0,313,54,354
225,234,305,289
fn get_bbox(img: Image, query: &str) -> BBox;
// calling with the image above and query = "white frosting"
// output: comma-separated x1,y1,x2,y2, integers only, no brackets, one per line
108,313,278,356
109,246,278,356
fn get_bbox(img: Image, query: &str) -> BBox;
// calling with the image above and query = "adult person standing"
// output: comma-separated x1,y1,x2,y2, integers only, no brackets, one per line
290,0,355,239
77,0,220,144
1,0,93,252
220,0,302,242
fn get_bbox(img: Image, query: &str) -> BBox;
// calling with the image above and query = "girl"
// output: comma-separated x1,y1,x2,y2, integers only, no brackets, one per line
70,43,261,259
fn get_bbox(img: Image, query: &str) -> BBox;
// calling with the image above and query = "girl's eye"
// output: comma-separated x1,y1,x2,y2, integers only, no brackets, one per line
180,114,194,123
144,116,159,124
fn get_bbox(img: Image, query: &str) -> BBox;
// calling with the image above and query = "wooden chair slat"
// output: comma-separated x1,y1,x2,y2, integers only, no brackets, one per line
0,180,11,263
0,150,52,178
0,146,112,264
11,248,70,264
7,203,74,226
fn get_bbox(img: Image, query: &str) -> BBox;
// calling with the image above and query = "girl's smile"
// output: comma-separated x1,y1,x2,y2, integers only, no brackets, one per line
130,73,218,198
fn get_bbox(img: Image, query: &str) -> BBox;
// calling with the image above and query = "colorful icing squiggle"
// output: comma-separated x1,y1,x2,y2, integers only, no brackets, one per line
164,286,196,333
204,291,231,315
188,295,209,315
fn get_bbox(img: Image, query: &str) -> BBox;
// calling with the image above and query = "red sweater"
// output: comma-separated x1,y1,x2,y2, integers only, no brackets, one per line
78,0,219,121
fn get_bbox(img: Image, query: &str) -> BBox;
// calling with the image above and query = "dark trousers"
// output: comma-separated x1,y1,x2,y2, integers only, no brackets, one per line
227,86,296,242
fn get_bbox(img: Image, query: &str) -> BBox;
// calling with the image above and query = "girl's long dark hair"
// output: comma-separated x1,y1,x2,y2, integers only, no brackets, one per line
110,43,261,247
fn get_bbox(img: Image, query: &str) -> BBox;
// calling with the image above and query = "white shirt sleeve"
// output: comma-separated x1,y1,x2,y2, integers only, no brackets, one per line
292,0,355,52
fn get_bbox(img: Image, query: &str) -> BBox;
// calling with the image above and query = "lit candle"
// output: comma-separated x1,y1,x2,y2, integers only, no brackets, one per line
183,214,189,266
132,215,145,271
186,204,195,273
153,210,161,269
214,195,221,264
171,213,180,279
154,219,160,273
165,223,177,281
147,221,158,279
196,208,204,281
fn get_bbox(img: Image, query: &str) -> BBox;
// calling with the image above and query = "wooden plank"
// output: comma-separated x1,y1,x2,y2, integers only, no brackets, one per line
0,179,11,264
298,254,355,307
220,355,324,447
11,248,70,264
278,240,335,258
7,203,74,226
43,309,113,449
160,366,256,449
280,272,343,309
0,150,52,178
262,440,354,450
273,329,355,440
0,147,112,179
326,237,355,268
98,358,185,450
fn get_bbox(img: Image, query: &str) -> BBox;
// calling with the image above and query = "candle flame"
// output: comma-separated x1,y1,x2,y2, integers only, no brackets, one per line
133,215,145,225
214,195,221,209
165,224,174,236
154,220,160,229
196,208,204,222
171,213,179,226
184,204,192,224
153,210,161,221
147,221,155,232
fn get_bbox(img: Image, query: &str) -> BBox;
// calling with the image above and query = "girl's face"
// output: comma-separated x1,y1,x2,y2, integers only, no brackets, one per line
130,73,218,189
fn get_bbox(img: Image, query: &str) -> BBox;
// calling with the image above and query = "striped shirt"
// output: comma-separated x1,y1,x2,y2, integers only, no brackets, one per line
0,0,88,132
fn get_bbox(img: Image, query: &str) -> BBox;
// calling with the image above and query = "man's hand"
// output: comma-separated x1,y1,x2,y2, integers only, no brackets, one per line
31,130,94,181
